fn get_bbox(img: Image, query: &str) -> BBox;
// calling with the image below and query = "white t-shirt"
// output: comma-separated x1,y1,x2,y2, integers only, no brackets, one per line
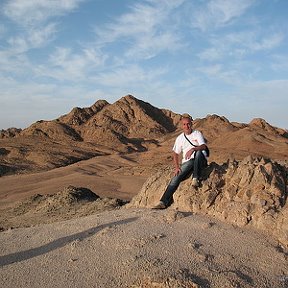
173,130,206,163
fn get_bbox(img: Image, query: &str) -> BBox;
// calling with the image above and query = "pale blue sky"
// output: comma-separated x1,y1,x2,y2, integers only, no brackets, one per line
0,0,287,130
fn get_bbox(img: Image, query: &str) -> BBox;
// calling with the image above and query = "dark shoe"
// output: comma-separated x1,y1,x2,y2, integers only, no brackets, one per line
191,178,199,188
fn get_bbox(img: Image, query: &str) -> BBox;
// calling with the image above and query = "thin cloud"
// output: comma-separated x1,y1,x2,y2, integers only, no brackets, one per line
0,79,98,128
198,47,223,61
3,0,86,26
37,46,107,81
271,54,288,71
94,0,185,60
197,64,223,76
95,0,184,41
223,30,284,52
198,29,284,64
125,31,183,60
191,0,255,31
0,24,6,38
0,49,31,75
241,79,288,99
0,0,77,80
7,23,57,54
253,33,284,51
28,24,58,48
0,23,58,79
92,65,168,88
196,63,243,85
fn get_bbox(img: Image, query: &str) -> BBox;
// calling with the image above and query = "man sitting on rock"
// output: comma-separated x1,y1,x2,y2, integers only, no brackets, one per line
153,113,208,209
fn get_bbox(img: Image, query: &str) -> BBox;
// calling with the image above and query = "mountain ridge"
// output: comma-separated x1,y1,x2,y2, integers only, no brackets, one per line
0,94,287,176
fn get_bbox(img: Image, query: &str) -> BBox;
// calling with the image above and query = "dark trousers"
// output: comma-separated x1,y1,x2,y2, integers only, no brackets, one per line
160,151,207,206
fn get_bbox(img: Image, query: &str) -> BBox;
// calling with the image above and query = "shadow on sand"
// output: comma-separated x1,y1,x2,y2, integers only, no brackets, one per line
0,216,138,267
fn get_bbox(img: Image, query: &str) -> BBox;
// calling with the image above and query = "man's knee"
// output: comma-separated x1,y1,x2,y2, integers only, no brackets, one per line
195,150,204,159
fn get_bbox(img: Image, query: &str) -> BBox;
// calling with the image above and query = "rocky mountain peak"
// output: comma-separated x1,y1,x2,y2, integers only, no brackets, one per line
250,118,271,128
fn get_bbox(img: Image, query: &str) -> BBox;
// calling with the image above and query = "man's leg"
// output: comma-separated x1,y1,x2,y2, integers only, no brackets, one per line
160,159,194,207
192,150,207,180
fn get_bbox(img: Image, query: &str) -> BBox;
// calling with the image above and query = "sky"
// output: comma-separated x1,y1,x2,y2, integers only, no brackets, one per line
0,0,287,130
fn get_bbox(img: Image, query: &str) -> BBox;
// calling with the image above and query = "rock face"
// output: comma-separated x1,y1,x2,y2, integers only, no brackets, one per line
20,95,179,152
129,156,288,247
0,127,22,139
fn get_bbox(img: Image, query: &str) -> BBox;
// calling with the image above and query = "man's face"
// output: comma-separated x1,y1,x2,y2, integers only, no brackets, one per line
181,118,192,134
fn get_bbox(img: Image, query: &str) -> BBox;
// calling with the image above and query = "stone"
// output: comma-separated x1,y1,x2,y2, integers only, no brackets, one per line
129,157,288,247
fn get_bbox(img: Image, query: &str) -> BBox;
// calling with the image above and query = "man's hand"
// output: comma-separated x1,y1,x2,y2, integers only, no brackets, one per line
185,148,195,160
174,167,181,176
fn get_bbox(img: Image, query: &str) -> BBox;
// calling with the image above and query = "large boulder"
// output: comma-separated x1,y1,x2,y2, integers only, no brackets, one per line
128,156,288,247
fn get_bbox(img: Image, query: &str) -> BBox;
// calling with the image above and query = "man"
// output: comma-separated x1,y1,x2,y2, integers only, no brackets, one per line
153,113,208,209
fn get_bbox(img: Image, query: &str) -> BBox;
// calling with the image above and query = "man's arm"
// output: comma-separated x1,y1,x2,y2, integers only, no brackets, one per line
185,144,207,159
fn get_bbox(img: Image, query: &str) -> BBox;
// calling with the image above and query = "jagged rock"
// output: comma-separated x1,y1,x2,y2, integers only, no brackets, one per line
0,127,22,139
128,156,288,247
58,99,109,126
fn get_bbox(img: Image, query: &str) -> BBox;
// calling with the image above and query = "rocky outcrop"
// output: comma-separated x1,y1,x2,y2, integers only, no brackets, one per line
0,186,126,230
128,156,288,247
0,127,22,139
58,99,109,126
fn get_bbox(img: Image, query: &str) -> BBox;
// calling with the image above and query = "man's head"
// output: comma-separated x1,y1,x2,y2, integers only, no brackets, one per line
180,113,193,134
181,113,193,121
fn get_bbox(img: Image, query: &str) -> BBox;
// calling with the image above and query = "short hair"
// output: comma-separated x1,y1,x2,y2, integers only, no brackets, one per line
181,113,193,121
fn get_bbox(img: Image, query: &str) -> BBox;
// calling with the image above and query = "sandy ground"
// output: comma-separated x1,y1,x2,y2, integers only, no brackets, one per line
0,152,288,287
0,207,287,288
0,154,147,209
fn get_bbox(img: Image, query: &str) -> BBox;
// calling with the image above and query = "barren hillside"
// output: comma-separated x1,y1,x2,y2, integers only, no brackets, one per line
0,94,287,177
